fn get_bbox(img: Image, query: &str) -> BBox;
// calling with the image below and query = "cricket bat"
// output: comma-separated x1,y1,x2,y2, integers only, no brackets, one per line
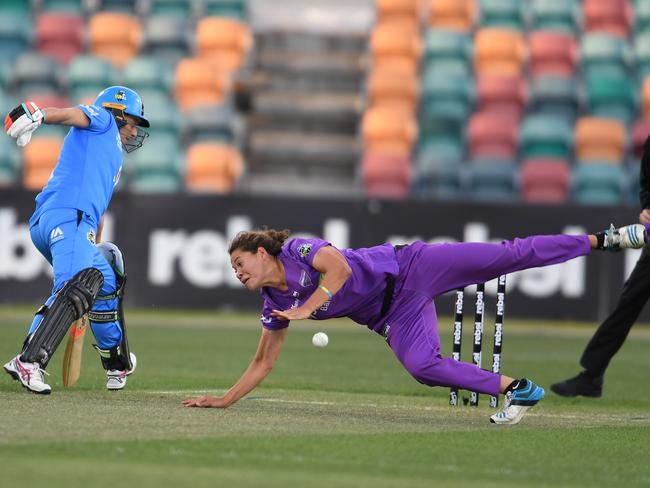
62,316,88,387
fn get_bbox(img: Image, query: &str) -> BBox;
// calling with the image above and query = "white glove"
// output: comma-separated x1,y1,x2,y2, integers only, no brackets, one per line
4,102,45,147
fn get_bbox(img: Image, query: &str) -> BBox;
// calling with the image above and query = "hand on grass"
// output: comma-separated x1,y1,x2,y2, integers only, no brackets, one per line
182,395,228,408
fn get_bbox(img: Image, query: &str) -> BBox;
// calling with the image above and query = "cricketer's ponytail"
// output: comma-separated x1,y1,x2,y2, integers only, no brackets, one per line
228,228,291,256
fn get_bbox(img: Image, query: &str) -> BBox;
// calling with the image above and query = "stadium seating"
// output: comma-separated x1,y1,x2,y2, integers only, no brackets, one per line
22,136,63,190
422,28,472,67
476,74,526,120
634,33,650,82
370,23,421,74
10,53,62,98
638,0,650,34
528,76,580,122
428,0,476,32
89,12,142,68
643,78,650,118
67,54,116,103
185,142,244,193
572,162,627,205
142,16,192,64
632,118,650,160
478,0,525,30
146,0,194,17
467,112,518,159
127,137,182,193
0,0,30,15
174,57,232,111
580,33,632,78
528,31,578,78
575,117,626,163
583,0,633,37
520,114,573,159
0,14,31,68
585,74,638,126
420,69,474,122
366,68,419,113
375,0,421,28
529,0,582,35
203,0,249,19
196,17,252,72
0,136,20,186
35,13,84,65
362,106,417,157
414,149,463,197
182,104,235,144
362,153,412,199
474,28,526,76
521,159,571,203
41,0,84,14
93,0,138,13
465,158,518,201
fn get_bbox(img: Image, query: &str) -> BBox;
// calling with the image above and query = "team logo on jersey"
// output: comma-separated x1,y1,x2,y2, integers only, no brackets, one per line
299,270,312,287
261,315,273,324
298,243,312,258
113,166,122,187
81,104,99,117
50,227,64,244
115,90,127,102
87,230,96,244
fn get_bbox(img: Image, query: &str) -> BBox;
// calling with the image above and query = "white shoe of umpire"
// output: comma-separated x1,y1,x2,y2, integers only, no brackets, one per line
602,223,647,251
3,355,51,394
490,378,545,426
106,353,137,390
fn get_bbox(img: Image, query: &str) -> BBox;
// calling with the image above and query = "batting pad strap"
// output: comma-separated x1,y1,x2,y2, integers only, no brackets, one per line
88,310,119,322
95,292,119,301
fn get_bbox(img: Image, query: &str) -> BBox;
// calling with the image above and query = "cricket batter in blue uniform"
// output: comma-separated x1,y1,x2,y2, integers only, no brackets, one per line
184,225,648,425
3,86,149,394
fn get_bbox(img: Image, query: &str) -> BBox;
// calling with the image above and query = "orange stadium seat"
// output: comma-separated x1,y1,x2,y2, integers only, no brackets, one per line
642,78,650,119
575,117,626,163
89,12,141,69
36,13,84,64
366,68,419,113
528,31,578,78
362,107,417,157
467,112,519,158
474,28,526,76
196,17,252,72
632,119,650,160
362,153,412,199
375,0,421,28
476,74,526,120
185,143,243,193
520,159,571,203
22,136,63,190
370,23,421,75
583,0,633,37
175,58,231,111
428,0,477,32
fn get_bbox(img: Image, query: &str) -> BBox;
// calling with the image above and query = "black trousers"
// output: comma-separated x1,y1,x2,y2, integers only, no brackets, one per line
581,246,650,376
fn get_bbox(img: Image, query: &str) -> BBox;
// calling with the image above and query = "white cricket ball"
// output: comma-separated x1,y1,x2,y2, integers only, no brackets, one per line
312,332,329,348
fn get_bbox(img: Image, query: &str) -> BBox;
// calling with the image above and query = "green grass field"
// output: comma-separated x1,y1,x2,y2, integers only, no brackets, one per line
1,305,650,487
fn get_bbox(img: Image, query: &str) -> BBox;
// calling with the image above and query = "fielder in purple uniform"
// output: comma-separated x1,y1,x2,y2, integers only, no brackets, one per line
183,223,648,425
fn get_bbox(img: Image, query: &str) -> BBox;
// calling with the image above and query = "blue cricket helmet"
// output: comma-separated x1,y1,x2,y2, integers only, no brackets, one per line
94,86,150,128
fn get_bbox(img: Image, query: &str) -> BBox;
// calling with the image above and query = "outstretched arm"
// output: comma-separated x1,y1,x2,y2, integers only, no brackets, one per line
5,102,90,147
182,327,288,408
271,245,352,321
42,107,90,128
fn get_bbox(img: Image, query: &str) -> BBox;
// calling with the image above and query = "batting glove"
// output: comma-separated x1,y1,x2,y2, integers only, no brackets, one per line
4,101,46,147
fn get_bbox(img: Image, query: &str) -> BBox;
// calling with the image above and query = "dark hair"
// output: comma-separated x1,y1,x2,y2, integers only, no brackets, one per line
228,228,291,256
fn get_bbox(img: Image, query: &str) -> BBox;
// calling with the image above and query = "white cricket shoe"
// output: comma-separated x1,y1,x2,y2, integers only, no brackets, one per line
4,355,51,394
490,378,545,426
106,353,137,390
603,223,647,251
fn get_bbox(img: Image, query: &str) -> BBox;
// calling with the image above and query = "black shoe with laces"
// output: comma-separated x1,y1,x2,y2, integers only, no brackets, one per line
550,371,603,398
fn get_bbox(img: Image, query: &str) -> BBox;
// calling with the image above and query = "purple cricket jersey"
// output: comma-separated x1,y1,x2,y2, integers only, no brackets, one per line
260,238,398,330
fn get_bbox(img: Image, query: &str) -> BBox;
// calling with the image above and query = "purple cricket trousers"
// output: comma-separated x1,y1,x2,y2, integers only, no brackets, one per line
381,235,591,396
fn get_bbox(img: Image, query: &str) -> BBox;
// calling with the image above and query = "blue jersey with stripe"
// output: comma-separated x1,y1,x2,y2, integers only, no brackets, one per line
29,104,123,227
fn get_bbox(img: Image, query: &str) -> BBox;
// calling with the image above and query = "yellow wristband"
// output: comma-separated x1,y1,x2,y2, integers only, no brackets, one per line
319,285,333,299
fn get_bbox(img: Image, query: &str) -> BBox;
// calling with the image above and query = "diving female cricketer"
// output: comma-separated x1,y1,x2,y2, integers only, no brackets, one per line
183,224,648,425
3,86,149,394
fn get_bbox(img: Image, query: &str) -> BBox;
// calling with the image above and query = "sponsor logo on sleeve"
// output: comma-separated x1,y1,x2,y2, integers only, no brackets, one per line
50,227,64,244
297,243,312,258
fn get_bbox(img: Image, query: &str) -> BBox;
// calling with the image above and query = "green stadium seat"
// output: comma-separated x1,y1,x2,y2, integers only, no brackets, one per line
529,0,581,35
142,16,192,64
127,138,182,193
122,56,174,94
148,0,194,17
580,33,632,78
93,0,137,13
634,33,650,81
0,0,30,15
520,114,573,159
141,95,180,140
203,0,248,19
572,163,628,205
417,115,465,158
637,0,650,34
585,74,638,126
422,29,472,67
182,104,235,144
465,159,518,201
0,15,31,68
420,69,475,122
529,76,580,121
41,0,84,14
413,150,463,198
11,53,62,98
478,0,525,30
67,55,116,103
0,136,21,186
